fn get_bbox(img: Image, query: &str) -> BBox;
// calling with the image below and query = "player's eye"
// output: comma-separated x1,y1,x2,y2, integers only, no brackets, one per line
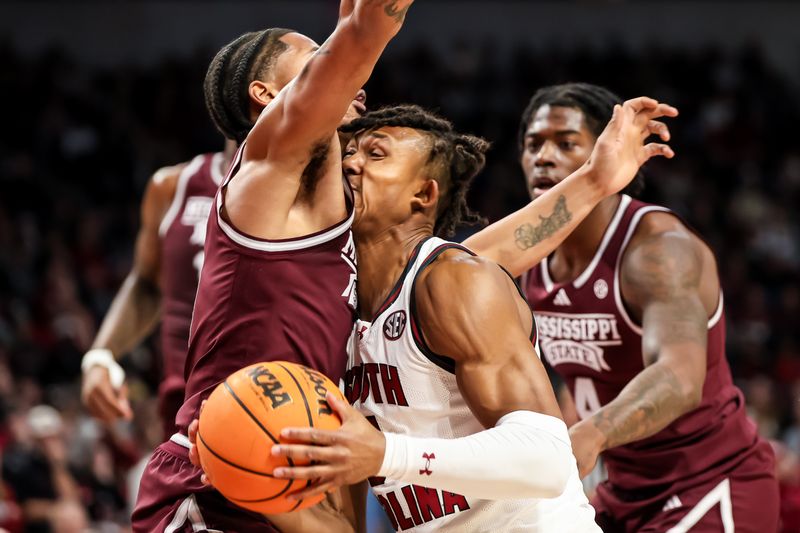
526,140,542,153
344,148,356,158
559,141,576,151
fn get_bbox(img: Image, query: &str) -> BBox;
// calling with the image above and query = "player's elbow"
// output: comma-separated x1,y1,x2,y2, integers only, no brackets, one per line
518,438,573,499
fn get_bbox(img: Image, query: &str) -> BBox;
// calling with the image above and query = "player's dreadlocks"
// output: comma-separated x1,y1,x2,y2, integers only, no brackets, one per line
340,105,489,237
518,82,644,196
204,28,294,144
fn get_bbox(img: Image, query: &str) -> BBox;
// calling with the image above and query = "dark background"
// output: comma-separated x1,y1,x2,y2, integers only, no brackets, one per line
0,1,798,531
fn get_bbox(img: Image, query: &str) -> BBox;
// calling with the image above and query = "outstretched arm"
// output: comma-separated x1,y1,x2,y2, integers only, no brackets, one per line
464,97,678,277
272,254,578,501
246,0,415,163
81,165,179,422
568,226,709,478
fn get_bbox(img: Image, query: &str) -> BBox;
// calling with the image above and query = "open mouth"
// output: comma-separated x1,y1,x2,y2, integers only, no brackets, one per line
531,176,556,194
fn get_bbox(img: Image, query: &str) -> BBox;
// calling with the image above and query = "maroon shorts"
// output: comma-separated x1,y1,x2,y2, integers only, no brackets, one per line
131,438,279,533
594,440,779,532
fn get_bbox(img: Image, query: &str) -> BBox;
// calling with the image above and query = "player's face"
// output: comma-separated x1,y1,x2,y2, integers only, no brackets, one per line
274,33,367,124
343,127,432,233
520,105,596,200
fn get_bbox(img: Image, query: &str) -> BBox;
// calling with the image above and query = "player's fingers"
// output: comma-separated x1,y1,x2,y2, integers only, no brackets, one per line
645,120,671,142
648,102,679,119
623,96,659,115
326,392,353,421
272,443,349,463
188,419,199,444
189,445,200,468
89,387,124,422
200,473,210,486
199,400,207,416
273,464,334,480
116,383,133,420
279,427,340,445
642,143,675,161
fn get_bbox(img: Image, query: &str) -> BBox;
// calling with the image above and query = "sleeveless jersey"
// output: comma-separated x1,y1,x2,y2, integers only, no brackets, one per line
158,153,224,433
345,237,599,533
175,145,358,436
523,195,762,498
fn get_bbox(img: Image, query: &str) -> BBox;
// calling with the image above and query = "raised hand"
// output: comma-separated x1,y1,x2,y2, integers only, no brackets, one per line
584,97,678,196
271,392,385,501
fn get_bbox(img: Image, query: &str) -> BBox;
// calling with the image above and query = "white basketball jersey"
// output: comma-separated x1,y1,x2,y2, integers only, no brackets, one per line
344,237,600,532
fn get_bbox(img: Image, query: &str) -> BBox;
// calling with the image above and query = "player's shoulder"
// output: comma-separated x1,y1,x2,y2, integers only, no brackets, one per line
625,206,709,261
147,161,190,200
417,248,514,308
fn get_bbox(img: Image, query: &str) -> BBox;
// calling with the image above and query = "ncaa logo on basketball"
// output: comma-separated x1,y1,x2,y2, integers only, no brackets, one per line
383,310,407,340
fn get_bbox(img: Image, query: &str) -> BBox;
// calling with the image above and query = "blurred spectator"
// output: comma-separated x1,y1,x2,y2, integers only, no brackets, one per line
1,406,87,533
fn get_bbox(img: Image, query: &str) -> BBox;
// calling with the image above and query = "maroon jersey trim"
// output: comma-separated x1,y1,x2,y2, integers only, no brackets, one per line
541,195,632,292
158,154,207,237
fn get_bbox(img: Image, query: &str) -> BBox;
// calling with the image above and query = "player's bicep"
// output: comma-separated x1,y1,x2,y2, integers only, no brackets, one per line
417,259,561,427
133,168,179,284
621,232,708,368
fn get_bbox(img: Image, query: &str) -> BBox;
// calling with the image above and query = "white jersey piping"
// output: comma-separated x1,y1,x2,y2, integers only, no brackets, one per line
613,205,723,335
158,155,206,238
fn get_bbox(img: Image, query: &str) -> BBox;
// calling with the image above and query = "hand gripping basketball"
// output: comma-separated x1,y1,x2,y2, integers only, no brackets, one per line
271,392,386,501
190,362,351,514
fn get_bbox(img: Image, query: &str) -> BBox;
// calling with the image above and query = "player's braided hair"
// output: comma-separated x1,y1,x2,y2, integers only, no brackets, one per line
518,82,645,196
204,28,294,144
340,105,489,237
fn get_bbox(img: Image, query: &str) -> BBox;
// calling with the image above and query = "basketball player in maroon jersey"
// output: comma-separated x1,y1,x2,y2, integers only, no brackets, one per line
508,83,778,532
81,142,236,438
131,1,416,531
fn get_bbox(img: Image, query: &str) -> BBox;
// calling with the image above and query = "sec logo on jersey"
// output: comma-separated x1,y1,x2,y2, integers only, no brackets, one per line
383,310,407,340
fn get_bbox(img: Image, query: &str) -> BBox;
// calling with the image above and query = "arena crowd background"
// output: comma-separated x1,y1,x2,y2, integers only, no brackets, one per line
0,1,799,531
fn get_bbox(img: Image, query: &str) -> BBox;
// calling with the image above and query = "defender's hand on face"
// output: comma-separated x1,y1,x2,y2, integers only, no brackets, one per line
586,96,679,196
272,392,385,501
81,366,132,423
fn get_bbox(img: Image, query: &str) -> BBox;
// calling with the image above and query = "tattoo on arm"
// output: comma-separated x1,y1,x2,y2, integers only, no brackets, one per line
590,363,686,449
514,195,573,251
383,1,410,22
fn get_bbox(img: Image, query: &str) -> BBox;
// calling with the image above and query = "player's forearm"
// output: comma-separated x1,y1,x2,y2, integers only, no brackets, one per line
379,411,574,500
91,272,161,358
589,357,699,451
464,166,604,277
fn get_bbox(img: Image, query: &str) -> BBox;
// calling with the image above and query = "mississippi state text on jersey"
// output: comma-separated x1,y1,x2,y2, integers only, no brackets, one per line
523,194,771,502
346,237,597,533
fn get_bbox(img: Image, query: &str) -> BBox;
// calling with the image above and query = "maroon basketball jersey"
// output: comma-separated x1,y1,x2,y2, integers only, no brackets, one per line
158,153,224,433
523,195,764,496
174,145,358,436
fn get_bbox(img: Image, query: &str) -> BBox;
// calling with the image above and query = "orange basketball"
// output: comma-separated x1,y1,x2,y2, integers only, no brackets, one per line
196,361,345,514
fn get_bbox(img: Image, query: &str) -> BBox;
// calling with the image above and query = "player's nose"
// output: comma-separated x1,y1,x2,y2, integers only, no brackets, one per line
534,140,557,166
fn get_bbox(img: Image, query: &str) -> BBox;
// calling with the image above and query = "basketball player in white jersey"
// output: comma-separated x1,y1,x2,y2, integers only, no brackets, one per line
266,97,677,531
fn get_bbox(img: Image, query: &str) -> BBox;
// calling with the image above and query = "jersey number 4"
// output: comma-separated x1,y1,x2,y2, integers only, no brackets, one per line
574,377,602,419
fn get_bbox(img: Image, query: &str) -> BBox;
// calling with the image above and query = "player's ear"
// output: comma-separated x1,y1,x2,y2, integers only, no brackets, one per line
411,178,439,213
248,80,279,113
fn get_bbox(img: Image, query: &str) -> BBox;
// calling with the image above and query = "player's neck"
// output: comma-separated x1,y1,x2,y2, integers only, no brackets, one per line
550,195,621,281
355,225,431,321
222,139,238,167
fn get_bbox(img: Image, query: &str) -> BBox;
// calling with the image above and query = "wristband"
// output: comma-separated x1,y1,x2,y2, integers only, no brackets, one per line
81,349,126,390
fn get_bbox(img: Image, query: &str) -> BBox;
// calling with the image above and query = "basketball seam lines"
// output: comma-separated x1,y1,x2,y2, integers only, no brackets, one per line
276,363,315,512
197,432,274,478
222,380,280,444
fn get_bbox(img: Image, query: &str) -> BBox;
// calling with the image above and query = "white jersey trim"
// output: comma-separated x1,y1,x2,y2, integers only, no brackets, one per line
614,205,672,335
210,152,225,186
158,155,206,238
170,432,191,449
541,195,632,292
665,478,734,533
216,192,354,252
613,205,723,335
